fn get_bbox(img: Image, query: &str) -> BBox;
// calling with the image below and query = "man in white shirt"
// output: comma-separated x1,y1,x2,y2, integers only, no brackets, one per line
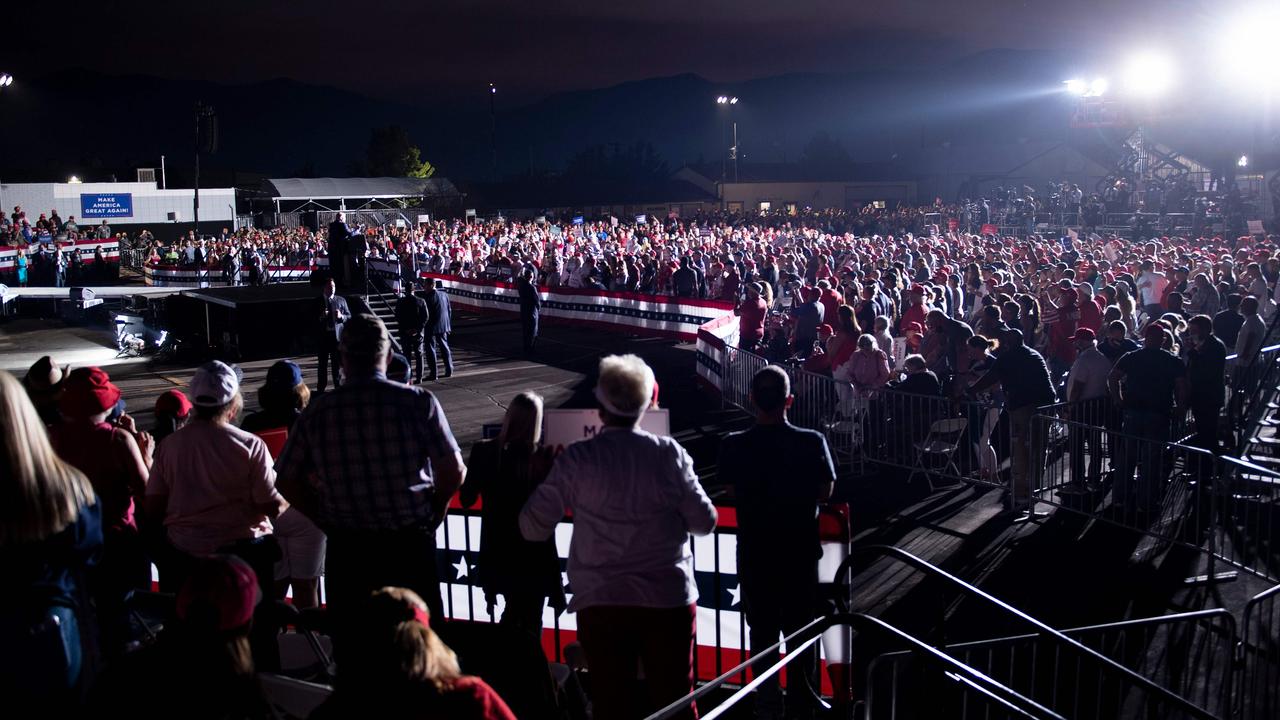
1063,328,1113,490
1136,259,1169,324
521,354,716,720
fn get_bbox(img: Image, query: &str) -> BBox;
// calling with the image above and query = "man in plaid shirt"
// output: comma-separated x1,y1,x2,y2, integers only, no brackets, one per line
275,313,466,626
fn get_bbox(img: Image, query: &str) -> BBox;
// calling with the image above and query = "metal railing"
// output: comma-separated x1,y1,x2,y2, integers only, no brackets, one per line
644,613,1066,720
867,609,1237,719
1238,582,1280,719
833,546,1220,720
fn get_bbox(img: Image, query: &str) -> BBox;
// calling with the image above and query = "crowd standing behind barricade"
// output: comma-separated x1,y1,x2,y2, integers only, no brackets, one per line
4,192,1280,715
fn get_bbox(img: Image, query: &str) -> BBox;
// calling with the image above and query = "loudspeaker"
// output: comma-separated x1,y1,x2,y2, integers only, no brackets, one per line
70,287,95,301
167,211,181,222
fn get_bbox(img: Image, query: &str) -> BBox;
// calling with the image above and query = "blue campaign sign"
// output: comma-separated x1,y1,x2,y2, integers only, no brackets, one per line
80,193,133,219
572,215,584,225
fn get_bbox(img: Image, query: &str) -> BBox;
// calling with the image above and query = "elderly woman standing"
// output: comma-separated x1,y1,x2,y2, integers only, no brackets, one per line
520,354,716,720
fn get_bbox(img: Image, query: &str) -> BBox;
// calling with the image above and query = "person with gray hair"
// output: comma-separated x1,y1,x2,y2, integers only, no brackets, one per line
520,354,716,720
275,313,466,644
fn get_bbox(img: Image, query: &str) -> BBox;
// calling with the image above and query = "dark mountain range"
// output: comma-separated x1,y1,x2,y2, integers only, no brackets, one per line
0,49,1256,185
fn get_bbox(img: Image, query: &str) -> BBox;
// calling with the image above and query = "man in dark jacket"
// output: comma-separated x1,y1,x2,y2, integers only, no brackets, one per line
422,278,453,380
394,283,430,384
1184,314,1226,452
719,366,834,719
317,278,351,392
517,269,541,356
327,214,350,287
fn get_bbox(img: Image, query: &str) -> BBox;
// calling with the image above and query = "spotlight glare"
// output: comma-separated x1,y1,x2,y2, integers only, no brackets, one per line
729,96,739,104
1064,79,1088,95
1090,78,1109,96
1238,155,1249,168
716,95,728,104
1217,8,1280,89
1123,52,1176,97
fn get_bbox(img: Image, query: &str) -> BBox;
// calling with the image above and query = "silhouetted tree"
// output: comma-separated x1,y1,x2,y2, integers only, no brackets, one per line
364,125,436,177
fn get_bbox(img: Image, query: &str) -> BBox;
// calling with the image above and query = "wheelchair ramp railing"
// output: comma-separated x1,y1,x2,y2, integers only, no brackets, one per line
834,545,1220,720
1238,582,1280,720
866,609,1236,719
644,613,1066,720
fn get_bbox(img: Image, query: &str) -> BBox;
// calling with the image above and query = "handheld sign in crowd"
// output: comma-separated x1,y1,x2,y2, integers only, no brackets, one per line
542,409,671,452
892,337,908,370
572,216,585,225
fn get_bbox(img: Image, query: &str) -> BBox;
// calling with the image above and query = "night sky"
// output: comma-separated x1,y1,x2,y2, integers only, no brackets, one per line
7,0,1212,105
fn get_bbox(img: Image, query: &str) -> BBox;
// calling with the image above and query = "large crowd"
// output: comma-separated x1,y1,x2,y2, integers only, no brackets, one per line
5,195,1280,717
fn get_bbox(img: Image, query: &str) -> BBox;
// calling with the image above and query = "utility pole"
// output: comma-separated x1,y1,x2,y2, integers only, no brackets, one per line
194,102,202,235
489,83,497,178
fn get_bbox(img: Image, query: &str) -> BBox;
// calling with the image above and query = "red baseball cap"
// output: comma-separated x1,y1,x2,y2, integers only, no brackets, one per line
58,367,121,418
155,389,194,419
1071,327,1096,342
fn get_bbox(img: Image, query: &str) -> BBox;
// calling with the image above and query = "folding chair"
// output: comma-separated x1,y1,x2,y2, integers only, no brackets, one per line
908,417,968,492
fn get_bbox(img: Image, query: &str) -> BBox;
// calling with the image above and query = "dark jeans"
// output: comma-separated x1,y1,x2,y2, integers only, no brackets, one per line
1068,397,1109,483
577,604,697,720
399,332,424,381
1117,409,1172,512
1192,403,1221,454
324,524,444,653
426,333,453,378
741,560,819,720
521,312,539,354
317,341,341,391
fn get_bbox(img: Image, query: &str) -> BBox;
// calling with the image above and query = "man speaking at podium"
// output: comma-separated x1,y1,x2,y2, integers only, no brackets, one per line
328,212,351,287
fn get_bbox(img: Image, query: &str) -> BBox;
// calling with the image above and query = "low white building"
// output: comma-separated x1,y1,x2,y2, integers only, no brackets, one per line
0,180,236,241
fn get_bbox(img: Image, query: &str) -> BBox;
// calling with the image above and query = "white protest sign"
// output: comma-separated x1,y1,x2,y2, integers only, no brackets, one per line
892,337,908,370
417,214,431,224
543,409,670,451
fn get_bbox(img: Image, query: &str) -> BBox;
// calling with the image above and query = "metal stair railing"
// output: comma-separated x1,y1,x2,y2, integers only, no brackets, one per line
833,545,1220,719
1238,582,1280,719
867,609,1237,719
644,613,1066,720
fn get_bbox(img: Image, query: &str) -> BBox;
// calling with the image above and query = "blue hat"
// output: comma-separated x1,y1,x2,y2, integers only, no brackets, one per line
265,360,303,389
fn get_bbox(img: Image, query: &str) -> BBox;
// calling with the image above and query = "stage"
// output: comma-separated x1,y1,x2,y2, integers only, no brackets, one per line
164,281,329,360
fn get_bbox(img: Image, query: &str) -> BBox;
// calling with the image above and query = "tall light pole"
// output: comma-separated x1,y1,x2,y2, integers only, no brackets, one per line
489,83,497,178
716,96,740,183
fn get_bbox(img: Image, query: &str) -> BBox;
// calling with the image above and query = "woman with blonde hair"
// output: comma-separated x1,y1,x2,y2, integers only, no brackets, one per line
0,370,102,706
312,587,516,719
460,391,563,636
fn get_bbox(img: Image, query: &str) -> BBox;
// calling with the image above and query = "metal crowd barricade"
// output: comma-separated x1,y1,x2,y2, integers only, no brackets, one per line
1238,582,1280,719
854,387,1007,490
866,609,1236,719
1031,412,1280,583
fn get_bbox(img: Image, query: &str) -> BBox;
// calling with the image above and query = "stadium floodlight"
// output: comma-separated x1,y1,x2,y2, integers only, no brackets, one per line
1217,7,1280,89
716,95,729,104
1123,52,1176,97
489,83,496,94
0,72,12,87
729,96,739,104
68,175,81,184
1065,78,1108,97
1239,155,1249,168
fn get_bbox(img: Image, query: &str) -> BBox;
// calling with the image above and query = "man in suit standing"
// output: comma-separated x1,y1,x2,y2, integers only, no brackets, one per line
328,213,350,288
422,278,453,380
394,282,430,384
517,268,541,356
318,278,351,391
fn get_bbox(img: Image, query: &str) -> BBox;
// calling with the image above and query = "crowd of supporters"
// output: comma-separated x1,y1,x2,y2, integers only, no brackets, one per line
2,304,747,718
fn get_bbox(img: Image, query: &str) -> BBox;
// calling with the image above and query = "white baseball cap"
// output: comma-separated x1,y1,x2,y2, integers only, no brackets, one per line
189,360,242,407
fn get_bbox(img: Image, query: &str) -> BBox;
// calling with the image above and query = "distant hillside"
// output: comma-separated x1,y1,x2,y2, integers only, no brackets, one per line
0,49,1255,184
